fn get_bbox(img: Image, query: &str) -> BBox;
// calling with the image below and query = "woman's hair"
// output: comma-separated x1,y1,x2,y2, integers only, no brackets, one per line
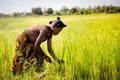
49,17,66,28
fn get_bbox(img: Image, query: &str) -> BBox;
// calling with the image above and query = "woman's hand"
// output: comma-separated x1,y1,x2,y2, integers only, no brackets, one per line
33,45,37,50
44,55,52,63
33,45,40,53
57,59,64,64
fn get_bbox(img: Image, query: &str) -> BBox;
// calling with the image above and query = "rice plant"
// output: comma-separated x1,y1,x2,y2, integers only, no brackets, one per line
0,14,120,80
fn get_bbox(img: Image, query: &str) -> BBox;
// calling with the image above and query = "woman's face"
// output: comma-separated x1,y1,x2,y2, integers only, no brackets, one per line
52,27,63,35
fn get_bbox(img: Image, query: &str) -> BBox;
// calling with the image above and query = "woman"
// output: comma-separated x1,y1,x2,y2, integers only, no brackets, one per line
10,17,66,74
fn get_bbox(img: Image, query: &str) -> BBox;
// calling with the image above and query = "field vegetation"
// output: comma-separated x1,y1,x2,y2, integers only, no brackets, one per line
0,14,120,80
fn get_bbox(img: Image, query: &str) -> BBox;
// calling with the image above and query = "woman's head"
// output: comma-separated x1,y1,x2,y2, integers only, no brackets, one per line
49,17,66,35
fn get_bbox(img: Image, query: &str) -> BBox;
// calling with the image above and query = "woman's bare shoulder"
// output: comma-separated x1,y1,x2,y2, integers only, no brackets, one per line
38,24,48,30
26,24,47,31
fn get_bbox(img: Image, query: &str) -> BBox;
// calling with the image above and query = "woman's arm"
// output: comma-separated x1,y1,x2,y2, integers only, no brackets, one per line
34,29,52,63
47,38,63,64
34,29,47,52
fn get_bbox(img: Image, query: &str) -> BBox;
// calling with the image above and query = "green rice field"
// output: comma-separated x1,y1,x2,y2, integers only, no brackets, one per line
0,14,120,80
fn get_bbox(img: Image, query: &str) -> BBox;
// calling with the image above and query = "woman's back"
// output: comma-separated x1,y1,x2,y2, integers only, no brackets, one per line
25,24,52,43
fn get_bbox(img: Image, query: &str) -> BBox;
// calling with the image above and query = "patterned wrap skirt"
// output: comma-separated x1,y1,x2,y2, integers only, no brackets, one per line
10,32,50,74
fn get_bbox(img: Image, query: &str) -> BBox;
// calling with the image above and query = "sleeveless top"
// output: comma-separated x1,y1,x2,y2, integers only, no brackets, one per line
25,26,52,43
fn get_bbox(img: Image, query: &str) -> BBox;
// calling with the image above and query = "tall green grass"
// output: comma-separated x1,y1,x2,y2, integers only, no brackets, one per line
0,14,120,80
